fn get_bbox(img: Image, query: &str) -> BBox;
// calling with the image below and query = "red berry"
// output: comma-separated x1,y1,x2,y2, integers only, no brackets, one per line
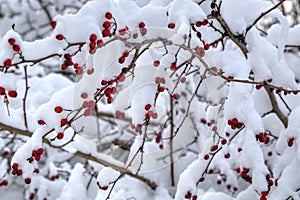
231,118,238,125
119,28,127,35
38,120,46,125
155,77,161,84
210,145,218,152
61,64,67,70
185,192,192,199
145,104,151,110
54,106,63,113
139,22,145,28
24,178,31,184
81,92,88,99
224,153,230,159
158,87,164,92
195,21,201,27
140,27,147,36
201,19,208,26
172,93,179,100
118,56,125,64
12,163,18,170
90,34,97,41
37,148,44,155
0,87,5,95
212,126,218,131
60,118,68,126
8,38,16,45
57,132,64,139
221,139,227,145
118,74,125,82
17,169,23,176
159,144,164,149
1,180,8,186
84,109,91,117
288,138,294,147
76,67,83,75
107,96,113,104
87,68,95,75
105,12,112,19
168,23,175,29
13,45,20,52
192,195,197,200
102,185,108,190
51,21,57,29
132,33,138,39
102,29,110,37
204,154,210,160
34,155,41,161
204,43,210,50
97,39,104,47
101,80,108,85
56,34,64,40
4,59,12,67
153,60,160,67
103,21,111,29
200,118,207,124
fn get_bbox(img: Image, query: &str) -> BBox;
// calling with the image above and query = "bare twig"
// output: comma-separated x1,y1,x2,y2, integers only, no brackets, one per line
22,65,29,130
169,95,175,186
246,0,287,33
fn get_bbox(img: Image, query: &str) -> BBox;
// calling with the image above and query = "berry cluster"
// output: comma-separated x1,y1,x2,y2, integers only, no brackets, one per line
184,191,197,200
227,118,243,129
102,12,114,37
239,167,252,184
61,53,73,70
195,46,205,57
0,86,17,98
194,19,208,27
50,174,59,181
154,131,162,143
11,163,31,184
115,110,125,119
118,50,129,64
0,179,8,186
82,99,96,116
131,123,143,133
144,104,158,120
170,62,177,71
104,86,116,104
8,37,21,52
29,148,44,162
256,132,270,144
139,21,147,36
154,76,166,84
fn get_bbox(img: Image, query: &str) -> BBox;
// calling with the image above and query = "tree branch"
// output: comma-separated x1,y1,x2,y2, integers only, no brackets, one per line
0,121,157,190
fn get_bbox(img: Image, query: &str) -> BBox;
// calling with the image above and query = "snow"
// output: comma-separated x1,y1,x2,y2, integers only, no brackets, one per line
1,0,300,199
